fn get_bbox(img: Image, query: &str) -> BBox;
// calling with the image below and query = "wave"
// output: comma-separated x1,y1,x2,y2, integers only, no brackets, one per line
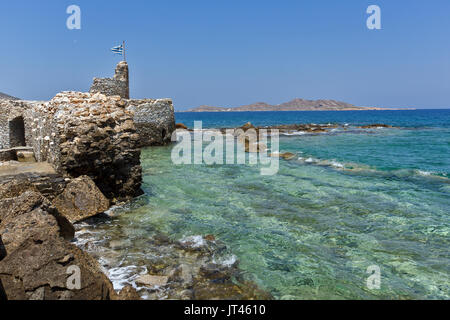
293,154,449,182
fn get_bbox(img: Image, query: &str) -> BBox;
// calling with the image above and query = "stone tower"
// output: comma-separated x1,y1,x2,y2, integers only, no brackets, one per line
90,61,130,99
113,61,129,98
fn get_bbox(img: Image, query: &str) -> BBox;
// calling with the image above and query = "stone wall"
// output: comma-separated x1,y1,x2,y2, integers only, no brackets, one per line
126,99,175,147
27,92,142,201
0,100,34,150
90,61,129,99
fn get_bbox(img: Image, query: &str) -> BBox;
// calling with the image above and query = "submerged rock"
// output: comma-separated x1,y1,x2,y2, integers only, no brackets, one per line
74,226,272,300
136,275,169,287
270,152,296,160
52,175,110,223
358,124,393,129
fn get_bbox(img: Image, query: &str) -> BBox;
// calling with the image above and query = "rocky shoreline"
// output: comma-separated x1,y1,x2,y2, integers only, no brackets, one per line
75,215,272,300
0,168,271,300
0,59,396,300
0,61,271,300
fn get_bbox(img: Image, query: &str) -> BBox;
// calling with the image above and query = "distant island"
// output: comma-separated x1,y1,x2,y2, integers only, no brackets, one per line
181,98,402,112
0,92,19,100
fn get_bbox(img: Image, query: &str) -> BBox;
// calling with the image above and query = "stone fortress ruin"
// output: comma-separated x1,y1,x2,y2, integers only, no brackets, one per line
0,62,177,300
0,61,176,201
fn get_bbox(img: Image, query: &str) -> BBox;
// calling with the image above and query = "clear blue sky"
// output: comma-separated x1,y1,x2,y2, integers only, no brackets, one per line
1,0,449,110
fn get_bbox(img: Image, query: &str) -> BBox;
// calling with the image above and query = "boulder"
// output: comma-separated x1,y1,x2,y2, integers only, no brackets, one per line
0,191,74,244
0,177,38,200
0,190,116,300
175,123,188,130
52,175,110,223
240,136,267,153
241,122,255,130
0,234,117,300
115,285,141,300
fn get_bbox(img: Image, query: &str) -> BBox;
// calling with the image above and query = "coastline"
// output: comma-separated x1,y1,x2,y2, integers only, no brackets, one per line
176,108,416,113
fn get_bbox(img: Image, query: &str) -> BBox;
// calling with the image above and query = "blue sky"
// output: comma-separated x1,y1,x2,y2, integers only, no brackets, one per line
0,0,449,110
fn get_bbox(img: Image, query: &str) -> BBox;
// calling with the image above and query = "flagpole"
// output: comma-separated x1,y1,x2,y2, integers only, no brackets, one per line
123,40,126,62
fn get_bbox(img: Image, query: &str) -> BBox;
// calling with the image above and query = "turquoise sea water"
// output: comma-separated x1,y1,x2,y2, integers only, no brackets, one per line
87,110,450,299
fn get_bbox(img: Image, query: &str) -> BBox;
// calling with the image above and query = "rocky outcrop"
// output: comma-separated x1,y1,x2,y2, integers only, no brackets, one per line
0,236,116,300
358,124,393,129
0,172,67,201
0,92,19,101
52,176,110,223
0,191,118,300
0,191,74,251
90,61,129,99
30,92,142,202
126,99,176,147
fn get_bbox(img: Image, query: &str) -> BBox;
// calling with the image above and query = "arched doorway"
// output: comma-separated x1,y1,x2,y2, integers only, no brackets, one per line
9,116,26,148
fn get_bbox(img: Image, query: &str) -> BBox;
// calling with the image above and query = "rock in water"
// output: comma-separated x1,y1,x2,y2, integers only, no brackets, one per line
175,123,188,130
241,122,255,130
269,152,296,160
136,274,169,287
52,175,110,223
116,285,141,300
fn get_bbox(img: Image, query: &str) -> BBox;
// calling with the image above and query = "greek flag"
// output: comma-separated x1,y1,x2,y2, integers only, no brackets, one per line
111,44,123,55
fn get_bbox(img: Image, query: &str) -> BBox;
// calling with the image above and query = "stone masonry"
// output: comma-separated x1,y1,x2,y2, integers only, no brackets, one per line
126,99,175,147
0,61,176,199
90,61,130,99
30,92,143,201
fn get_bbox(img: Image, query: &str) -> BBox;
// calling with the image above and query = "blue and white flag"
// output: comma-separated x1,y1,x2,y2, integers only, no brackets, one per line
111,44,123,55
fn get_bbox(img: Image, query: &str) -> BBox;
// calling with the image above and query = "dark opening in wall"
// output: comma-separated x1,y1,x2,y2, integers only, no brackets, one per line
9,116,25,147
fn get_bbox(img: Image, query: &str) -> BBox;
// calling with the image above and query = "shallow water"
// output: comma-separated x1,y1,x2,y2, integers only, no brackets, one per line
78,110,450,299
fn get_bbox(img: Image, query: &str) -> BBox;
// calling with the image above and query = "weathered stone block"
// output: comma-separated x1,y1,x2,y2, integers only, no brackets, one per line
126,99,176,147
52,175,110,223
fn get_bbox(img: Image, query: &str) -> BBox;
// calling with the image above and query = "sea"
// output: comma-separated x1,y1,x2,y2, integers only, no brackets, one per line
76,109,450,299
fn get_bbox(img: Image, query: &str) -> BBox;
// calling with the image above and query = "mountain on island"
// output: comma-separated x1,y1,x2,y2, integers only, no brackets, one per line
183,98,387,112
0,92,19,100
